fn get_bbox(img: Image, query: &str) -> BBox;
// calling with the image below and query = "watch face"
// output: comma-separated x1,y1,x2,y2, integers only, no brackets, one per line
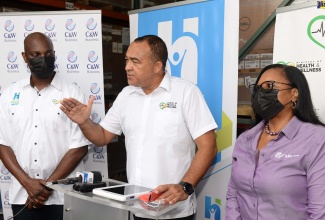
180,182,194,195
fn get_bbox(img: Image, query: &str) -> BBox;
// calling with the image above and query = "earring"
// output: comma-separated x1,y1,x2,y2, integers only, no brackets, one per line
292,100,297,109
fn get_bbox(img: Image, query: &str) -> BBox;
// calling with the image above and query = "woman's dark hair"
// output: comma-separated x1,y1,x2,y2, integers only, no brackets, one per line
253,63,325,126
134,35,168,71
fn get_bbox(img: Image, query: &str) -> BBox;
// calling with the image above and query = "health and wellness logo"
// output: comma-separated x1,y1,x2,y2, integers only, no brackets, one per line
11,92,20,105
205,196,221,220
277,60,322,73
4,20,17,42
158,17,199,84
159,102,177,110
87,51,100,73
91,112,101,123
308,15,325,49
137,1,223,129
52,99,61,105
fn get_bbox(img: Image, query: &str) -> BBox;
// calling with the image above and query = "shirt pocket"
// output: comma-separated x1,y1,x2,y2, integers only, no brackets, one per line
45,107,70,132
10,106,25,133
153,110,179,138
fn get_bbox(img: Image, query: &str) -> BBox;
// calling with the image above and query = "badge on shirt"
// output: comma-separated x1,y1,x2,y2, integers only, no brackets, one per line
159,102,177,110
11,92,20,105
52,99,61,105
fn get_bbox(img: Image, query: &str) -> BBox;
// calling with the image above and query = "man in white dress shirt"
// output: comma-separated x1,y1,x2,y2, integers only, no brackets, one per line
0,32,89,220
60,35,217,220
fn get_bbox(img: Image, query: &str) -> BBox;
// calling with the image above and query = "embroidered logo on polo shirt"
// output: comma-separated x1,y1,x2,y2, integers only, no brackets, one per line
275,152,299,159
159,102,177,110
52,99,61,105
10,92,20,105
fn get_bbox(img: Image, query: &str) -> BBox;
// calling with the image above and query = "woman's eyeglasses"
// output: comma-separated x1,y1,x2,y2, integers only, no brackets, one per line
249,80,293,95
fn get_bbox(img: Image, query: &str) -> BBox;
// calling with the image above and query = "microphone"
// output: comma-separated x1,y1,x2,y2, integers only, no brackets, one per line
52,175,82,185
51,171,102,185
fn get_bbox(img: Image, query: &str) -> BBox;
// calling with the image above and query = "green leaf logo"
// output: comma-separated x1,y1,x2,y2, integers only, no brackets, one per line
308,15,325,49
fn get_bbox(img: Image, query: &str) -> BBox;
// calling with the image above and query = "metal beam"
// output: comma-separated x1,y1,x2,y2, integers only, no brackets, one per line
238,0,295,61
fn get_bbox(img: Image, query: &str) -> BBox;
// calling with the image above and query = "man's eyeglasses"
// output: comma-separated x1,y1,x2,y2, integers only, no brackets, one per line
249,80,293,95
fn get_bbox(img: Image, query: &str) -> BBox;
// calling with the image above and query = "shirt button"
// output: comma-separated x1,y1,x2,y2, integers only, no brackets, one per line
37,174,39,176
253,204,256,207
34,142,37,145
36,109,38,111
39,94,41,96
34,160,37,162
261,153,264,157
35,125,37,128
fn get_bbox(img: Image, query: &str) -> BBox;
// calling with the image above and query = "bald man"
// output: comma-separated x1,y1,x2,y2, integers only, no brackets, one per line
0,32,89,220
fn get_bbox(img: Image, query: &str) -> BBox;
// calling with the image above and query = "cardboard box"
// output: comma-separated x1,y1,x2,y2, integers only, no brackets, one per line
239,0,283,50
260,59,273,68
245,60,260,69
237,105,255,119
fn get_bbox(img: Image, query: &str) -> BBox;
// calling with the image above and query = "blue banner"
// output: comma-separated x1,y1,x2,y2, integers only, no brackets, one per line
137,0,225,127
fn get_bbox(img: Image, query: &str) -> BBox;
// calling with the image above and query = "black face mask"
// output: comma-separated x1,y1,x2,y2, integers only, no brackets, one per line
29,56,55,79
252,89,284,121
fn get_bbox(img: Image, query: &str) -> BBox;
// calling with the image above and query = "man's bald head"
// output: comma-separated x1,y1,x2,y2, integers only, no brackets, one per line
24,32,53,53
22,32,56,79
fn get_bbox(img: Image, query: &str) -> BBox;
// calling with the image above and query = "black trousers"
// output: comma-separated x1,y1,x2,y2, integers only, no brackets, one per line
133,214,194,220
11,204,63,220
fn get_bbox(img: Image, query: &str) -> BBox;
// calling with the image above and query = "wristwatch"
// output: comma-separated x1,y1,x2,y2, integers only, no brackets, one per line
179,181,194,195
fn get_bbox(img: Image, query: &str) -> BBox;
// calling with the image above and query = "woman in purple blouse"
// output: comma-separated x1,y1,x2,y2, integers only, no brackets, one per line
226,64,325,220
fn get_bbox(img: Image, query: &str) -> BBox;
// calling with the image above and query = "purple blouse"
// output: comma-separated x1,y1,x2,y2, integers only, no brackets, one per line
226,116,325,220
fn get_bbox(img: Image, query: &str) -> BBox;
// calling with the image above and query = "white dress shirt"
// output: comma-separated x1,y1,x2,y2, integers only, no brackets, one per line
0,74,89,205
100,73,217,219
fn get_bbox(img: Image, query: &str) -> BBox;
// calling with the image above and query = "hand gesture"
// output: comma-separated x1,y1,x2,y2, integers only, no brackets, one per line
152,184,189,205
60,96,95,125
24,178,52,209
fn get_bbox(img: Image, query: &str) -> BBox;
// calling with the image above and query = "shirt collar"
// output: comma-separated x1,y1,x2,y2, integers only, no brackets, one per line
27,73,62,91
128,73,171,95
247,116,303,141
281,116,303,140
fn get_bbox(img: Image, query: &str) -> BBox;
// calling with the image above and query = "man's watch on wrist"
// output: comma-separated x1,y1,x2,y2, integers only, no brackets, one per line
179,181,194,195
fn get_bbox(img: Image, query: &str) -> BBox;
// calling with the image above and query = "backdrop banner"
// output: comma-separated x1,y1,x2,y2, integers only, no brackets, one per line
274,1,325,122
0,10,107,219
129,0,239,219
